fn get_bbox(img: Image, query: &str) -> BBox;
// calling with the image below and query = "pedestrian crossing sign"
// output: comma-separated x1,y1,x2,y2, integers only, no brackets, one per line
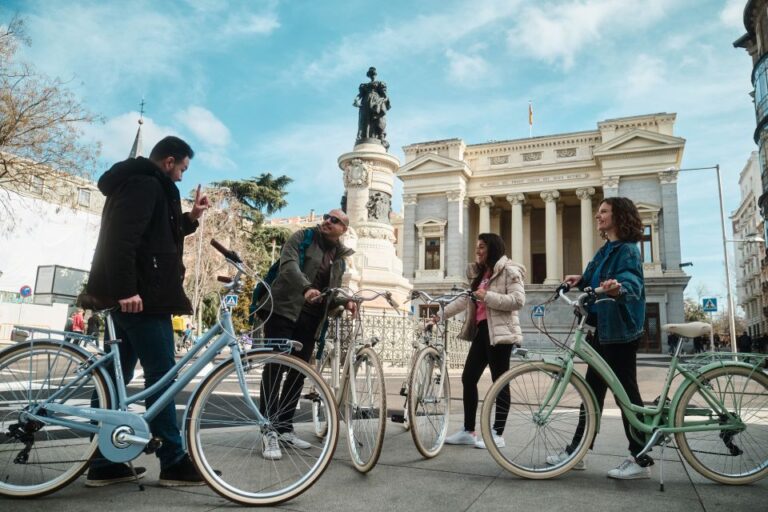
702,297,717,312
532,305,545,318
224,295,239,307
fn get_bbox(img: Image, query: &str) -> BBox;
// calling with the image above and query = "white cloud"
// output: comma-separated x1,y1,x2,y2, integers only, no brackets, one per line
720,0,745,30
80,112,179,166
175,106,231,147
445,49,493,88
505,0,679,69
223,13,280,35
296,0,523,84
618,54,666,100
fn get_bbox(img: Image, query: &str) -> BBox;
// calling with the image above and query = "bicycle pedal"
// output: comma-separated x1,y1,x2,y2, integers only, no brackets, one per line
399,386,407,396
391,413,405,423
143,436,163,454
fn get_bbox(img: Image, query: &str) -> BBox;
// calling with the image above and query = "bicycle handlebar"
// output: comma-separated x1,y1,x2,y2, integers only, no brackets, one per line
210,239,243,263
410,288,472,306
319,288,400,310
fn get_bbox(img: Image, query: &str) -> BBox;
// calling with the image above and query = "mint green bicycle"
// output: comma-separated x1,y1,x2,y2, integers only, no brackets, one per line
480,284,768,487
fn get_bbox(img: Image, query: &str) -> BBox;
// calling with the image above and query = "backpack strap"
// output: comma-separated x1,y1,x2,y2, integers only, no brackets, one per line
298,228,314,268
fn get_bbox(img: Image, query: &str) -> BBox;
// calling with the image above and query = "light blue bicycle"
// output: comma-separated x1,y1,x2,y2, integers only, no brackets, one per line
0,240,339,506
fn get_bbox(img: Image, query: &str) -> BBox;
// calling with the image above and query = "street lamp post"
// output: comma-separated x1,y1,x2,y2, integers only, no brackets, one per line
667,165,738,352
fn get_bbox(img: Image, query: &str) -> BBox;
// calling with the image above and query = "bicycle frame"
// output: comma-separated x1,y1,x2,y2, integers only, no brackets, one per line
529,290,750,455
23,305,282,461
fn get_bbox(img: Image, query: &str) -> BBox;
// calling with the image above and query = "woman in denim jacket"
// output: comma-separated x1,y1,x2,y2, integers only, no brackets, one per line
548,197,652,480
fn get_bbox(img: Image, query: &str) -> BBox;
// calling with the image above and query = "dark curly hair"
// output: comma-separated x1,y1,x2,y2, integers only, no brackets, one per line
471,233,506,291
600,197,643,243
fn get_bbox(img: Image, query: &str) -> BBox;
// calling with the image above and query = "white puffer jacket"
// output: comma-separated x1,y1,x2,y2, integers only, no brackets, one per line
441,256,526,345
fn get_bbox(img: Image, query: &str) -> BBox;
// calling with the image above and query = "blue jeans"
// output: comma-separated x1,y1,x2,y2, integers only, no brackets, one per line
91,311,185,470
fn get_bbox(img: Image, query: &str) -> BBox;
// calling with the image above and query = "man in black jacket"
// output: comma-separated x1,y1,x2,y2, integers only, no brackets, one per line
84,136,210,487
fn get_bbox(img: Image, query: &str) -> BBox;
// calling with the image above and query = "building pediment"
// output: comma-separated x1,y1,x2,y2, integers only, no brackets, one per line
593,129,685,157
397,153,471,178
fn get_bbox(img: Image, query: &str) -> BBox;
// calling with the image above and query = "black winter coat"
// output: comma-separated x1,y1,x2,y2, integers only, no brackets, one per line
86,157,197,314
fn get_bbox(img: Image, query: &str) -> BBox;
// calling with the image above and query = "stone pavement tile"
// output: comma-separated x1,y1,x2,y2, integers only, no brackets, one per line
287,456,495,512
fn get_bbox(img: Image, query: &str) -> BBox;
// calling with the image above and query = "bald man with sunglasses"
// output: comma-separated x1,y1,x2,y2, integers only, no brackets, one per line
259,208,356,460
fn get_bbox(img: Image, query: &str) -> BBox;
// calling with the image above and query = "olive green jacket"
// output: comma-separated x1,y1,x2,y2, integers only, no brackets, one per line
268,226,354,322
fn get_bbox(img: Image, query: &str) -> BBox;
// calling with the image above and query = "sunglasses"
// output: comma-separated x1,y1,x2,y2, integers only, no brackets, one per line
323,214,345,226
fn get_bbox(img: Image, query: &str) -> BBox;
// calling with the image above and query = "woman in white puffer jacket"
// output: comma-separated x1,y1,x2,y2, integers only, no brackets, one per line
436,233,526,449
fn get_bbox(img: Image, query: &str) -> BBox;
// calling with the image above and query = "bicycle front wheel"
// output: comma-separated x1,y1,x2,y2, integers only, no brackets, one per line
344,346,386,473
0,341,110,497
674,365,768,484
480,363,596,479
408,346,450,458
186,351,339,506
312,350,333,439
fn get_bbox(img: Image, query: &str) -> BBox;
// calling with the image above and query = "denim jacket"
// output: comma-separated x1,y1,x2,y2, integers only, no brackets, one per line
579,241,645,343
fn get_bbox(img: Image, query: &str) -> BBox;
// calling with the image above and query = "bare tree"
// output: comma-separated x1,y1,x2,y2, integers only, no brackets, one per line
0,15,100,227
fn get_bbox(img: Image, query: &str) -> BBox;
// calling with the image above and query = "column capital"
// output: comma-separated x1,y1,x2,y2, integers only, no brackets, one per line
658,170,678,184
474,196,494,207
403,193,418,205
506,193,526,205
539,190,560,203
601,176,620,189
575,187,596,201
446,189,465,202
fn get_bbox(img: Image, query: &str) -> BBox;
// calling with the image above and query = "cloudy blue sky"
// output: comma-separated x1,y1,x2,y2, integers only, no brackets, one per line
1,0,757,302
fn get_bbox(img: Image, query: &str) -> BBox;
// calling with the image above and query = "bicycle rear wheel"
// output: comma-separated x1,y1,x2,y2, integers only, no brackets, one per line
408,346,450,458
480,362,596,478
186,351,338,506
0,341,110,497
344,346,386,473
674,365,768,484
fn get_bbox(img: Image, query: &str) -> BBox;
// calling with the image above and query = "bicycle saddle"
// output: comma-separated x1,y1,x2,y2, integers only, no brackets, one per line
662,321,712,338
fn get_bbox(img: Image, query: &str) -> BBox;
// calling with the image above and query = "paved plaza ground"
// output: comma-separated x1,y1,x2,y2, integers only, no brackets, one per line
2,355,766,511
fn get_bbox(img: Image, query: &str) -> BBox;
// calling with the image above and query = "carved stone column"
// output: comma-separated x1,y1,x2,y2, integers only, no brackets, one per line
540,190,560,284
402,193,418,278
507,193,525,264
659,170,681,270
475,196,493,233
576,187,596,269
338,143,411,310
446,189,466,280
601,176,620,198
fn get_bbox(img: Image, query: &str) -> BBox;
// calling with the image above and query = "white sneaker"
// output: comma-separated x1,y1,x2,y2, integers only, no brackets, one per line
445,429,477,445
262,432,282,460
278,431,312,449
607,457,651,480
475,434,505,449
545,449,586,470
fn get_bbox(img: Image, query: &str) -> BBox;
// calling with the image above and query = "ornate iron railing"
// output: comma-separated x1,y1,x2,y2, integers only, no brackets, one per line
332,310,468,369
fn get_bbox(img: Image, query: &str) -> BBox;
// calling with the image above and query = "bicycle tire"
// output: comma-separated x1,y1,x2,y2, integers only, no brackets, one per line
674,365,768,484
344,346,386,473
0,340,111,497
186,351,339,506
480,362,596,479
408,346,450,458
312,351,333,439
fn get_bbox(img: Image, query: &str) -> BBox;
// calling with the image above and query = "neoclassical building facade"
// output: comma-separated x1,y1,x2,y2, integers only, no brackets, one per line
396,113,690,352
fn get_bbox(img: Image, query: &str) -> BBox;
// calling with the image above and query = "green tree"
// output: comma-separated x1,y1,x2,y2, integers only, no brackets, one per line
684,298,707,322
211,173,292,226
184,174,293,330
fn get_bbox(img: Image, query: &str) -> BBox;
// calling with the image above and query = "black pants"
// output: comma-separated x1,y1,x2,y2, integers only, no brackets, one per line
569,332,646,457
462,320,513,434
260,311,322,433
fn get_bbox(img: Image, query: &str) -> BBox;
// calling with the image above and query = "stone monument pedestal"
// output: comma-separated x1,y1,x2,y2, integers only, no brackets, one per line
338,143,412,312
